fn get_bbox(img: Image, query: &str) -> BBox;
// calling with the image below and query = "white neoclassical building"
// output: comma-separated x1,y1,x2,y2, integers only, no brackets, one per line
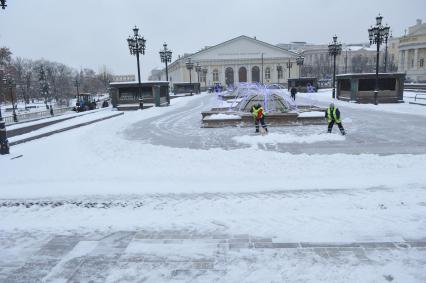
163,35,299,88
397,19,426,82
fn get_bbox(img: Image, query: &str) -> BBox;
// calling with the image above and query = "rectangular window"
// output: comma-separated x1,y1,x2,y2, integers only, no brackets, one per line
340,79,351,91
359,78,396,91
420,58,424,68
358,79,376,91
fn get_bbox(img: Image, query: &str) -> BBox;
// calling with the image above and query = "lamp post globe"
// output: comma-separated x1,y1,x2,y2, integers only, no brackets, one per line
127,25,146,109
328,35,342,99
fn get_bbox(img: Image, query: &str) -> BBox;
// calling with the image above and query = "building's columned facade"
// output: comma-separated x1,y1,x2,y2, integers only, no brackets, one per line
163,36,299,88
398,19,426,82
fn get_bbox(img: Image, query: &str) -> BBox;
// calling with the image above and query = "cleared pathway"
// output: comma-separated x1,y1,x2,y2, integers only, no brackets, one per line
124,93,426,155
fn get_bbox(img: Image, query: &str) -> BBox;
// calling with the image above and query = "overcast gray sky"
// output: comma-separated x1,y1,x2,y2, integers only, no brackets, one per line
1,0,425,79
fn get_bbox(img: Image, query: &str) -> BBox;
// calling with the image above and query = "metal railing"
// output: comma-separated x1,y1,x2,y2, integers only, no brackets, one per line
3,107,74,125
415,93,426,101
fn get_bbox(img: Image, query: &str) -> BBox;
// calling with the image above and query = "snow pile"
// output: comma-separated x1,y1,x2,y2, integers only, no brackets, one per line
233,132,344,146
298,90,426,117
204,113,241,120
298,111,325,118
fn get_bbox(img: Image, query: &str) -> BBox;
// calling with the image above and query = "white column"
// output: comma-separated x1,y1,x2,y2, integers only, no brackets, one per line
413,49,419,70
398,50,404,71
404,50,409,71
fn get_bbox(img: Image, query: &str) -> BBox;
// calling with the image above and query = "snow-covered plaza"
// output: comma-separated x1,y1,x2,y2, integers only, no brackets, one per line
0,90,425,282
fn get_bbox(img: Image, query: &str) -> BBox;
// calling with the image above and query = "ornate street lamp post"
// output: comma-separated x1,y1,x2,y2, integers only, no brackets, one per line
296,54,304,89
159,43,172,81
202,67,208,90
4,75,17,122
328,35,342,99
74,77,80,105
286,59,293,79
0,76,8,152
368,14,390,105
38,66,50,110
276,64,282,85
185,57,194,95
195,62,202,83
127,26,146,109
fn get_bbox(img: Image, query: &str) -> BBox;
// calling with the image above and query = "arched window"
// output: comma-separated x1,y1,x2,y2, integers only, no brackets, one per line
225,67,234,86
213,69,219,82
252,66,260,83
265,67,271,80
238,67,247,82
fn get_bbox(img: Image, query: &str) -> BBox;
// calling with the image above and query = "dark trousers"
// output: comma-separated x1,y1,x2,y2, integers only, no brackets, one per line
328,121,345,135
255,117,268,132
291,93,296,100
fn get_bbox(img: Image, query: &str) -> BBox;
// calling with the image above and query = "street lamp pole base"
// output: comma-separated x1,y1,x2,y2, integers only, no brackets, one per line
0,121,10,155
374,90,378,105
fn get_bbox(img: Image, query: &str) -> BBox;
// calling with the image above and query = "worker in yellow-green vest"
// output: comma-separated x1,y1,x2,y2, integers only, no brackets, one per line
251,103,268,134
325,103,346,135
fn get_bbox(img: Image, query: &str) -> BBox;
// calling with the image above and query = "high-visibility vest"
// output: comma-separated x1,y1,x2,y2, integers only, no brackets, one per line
252,107,264,119
327,107,341,123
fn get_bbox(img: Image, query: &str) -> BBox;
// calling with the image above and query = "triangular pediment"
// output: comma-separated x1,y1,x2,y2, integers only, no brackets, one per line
189,35,297,61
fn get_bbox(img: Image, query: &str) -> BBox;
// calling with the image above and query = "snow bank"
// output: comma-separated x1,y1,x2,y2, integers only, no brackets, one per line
204,113,241,120
233,132,344,146
298,111,325,118
298,90,426,117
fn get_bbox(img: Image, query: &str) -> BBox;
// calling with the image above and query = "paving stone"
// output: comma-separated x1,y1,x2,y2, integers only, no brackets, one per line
5,259,58,283
68,256,118,283
272,243,300,249
192,261,215,269
228,238,250,244
300,242,360,248
68,231,135,282
229,243,251,250
359,242,396,249
352,249,370,261
232,234,250,239
250,237,273,243
212,234,230,239
43,257,85,282
407,241,426,247
254,242,274,249
4,235,80,282
313,248,330,258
